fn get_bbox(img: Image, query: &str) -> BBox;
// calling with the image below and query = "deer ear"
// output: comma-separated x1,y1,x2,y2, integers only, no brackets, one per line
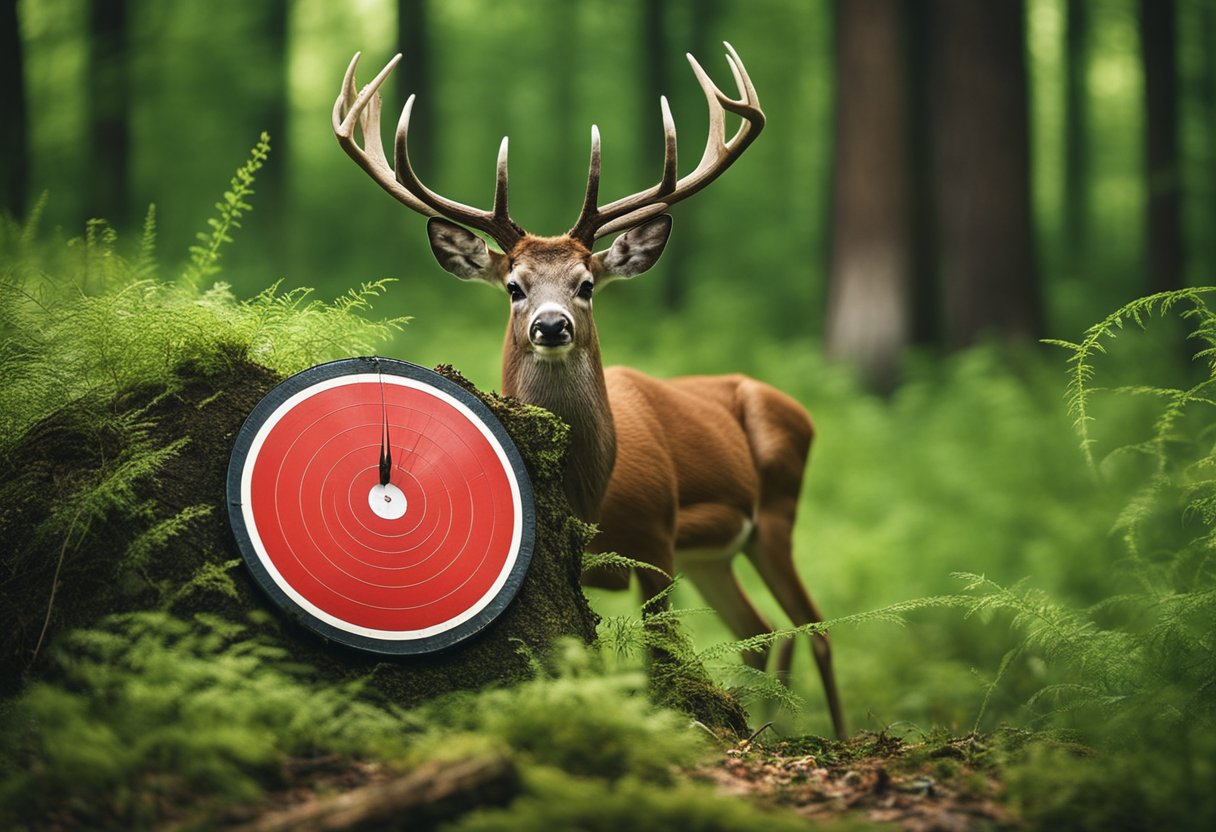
427,218,505,283
591,215,672,282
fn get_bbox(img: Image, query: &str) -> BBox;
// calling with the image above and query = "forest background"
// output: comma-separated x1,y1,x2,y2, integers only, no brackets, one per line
3,0,1216,829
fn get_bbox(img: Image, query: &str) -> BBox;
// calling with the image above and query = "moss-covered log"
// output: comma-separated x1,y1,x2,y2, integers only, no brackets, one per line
0,356,600,704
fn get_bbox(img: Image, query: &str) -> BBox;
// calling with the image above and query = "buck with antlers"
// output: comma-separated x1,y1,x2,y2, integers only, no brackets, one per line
334,44,844,738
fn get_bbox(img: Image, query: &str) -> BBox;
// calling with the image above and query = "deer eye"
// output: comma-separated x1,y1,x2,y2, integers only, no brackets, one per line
576,280,594,300
507,281,526,302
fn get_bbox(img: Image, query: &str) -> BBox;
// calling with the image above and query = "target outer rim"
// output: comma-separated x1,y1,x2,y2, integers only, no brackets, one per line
226,356,536,656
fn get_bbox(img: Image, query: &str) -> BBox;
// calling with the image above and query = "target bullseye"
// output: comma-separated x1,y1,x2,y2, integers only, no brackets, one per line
226,357,535,655
369,483,407,520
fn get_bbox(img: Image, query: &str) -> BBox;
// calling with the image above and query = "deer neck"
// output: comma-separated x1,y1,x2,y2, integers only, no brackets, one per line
501,330,616,524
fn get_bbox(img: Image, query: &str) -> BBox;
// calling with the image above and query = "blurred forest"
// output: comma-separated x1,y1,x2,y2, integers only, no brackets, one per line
4,0,1214,392
4,2,1216,827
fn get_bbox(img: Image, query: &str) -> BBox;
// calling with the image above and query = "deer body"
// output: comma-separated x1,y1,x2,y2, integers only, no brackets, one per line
334,45,845,738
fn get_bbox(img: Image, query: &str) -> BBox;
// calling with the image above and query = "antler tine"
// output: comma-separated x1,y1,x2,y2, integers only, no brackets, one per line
334,52,525,252
568,42,765,244
659,96,678,195
333,53,433,216
569,126,603,243
393,98,524,250
493,137,511,219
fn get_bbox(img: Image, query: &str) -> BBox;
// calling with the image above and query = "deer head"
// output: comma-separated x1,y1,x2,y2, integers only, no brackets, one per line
333,43,764,520
332,44,764,361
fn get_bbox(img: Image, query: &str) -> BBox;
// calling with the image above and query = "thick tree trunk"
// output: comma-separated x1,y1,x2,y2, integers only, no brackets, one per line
928,0,1040,348
87,0,130,225
1,0,26,219
826,0,914,392
1140,0,1183,293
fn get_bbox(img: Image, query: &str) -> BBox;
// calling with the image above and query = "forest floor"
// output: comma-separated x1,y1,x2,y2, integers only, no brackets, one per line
700,730,1018,830
134,730,1023,831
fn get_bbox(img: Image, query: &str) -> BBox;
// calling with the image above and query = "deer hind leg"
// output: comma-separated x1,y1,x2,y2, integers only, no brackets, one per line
738,380,845,738
680,557,775,671
745,504,845,739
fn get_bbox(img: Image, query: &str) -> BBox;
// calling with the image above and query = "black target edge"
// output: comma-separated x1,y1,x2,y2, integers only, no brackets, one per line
225,356,537,656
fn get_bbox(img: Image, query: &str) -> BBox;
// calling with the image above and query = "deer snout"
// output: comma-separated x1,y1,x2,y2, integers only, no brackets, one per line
529,308,574,349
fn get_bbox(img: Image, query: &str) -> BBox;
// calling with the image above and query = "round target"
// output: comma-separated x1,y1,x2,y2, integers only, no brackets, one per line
226,357,535,655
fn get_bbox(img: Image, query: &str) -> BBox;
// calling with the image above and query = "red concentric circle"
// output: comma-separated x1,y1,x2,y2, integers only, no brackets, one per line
227,358,535,653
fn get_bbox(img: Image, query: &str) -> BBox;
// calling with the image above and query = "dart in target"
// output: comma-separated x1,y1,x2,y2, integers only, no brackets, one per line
226,356,535,655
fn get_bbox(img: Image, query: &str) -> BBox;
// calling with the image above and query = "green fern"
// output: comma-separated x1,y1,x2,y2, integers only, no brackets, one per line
0,140,406,448
1043,287,1216,470
946,292,1216,739
182,132,270,287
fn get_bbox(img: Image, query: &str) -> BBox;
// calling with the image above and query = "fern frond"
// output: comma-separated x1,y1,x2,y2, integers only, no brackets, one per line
725,664,805,713
697,595,972,663
1044,287,1216,470
181,132,270,287
582,551,670,576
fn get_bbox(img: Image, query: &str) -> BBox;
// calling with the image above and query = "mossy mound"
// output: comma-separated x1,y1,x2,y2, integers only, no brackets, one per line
0,354,600,703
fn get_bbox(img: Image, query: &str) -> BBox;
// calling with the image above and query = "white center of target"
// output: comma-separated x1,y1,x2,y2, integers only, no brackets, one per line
368,482,407,520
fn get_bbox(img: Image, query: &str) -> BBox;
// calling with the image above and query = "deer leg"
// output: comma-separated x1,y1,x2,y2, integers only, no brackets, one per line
681,558,775,671
745,506,846,740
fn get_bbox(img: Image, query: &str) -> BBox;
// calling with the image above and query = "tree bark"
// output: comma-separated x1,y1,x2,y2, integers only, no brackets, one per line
87,0,130,225
0,0,26,219
1139,0,1183,293
826,0,914,392
928,0,1041,348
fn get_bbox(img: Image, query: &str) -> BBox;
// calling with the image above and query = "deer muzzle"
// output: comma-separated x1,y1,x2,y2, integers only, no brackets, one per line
530,308,574,350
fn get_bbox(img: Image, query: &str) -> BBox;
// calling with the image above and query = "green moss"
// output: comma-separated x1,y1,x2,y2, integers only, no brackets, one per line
0,355,601,707
447,766,837,832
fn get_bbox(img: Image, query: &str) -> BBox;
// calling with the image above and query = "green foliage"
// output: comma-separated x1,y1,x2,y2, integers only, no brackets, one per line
182,132,270,287
1043,287,1216,470
447,766,829,832
1002,735,1215,832
950,289,1216,740
0,142,781,828
416,643,707,784
0,136,406,450
0,612,412,826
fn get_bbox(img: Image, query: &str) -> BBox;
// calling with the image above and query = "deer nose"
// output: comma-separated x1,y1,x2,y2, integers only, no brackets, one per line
530,311,573,348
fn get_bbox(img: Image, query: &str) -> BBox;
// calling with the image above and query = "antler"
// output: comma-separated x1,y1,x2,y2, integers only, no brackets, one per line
568,42,765,245
332,52,525,252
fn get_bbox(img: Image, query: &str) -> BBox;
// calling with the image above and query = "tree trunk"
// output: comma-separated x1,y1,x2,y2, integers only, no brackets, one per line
396,0,434,180
826,0,914,392
0,0,26,219
928,0,1040,348
87,0,130,225
1064,0,1090,269
1203,1,1216,264
1140,0,1183,293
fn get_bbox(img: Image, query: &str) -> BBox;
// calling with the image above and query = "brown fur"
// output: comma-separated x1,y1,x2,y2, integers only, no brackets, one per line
429,228,846,739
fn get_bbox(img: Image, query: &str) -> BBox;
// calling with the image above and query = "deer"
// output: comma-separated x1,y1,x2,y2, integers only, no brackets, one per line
333,44,845,739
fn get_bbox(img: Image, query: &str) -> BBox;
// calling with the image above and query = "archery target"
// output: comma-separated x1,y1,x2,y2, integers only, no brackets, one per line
226,357,535,655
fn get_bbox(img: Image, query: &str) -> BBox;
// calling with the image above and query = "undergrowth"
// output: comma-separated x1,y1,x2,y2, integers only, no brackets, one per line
0,137,805,830
4,131,1215,829
956,289,1216,739
0,133,406,449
